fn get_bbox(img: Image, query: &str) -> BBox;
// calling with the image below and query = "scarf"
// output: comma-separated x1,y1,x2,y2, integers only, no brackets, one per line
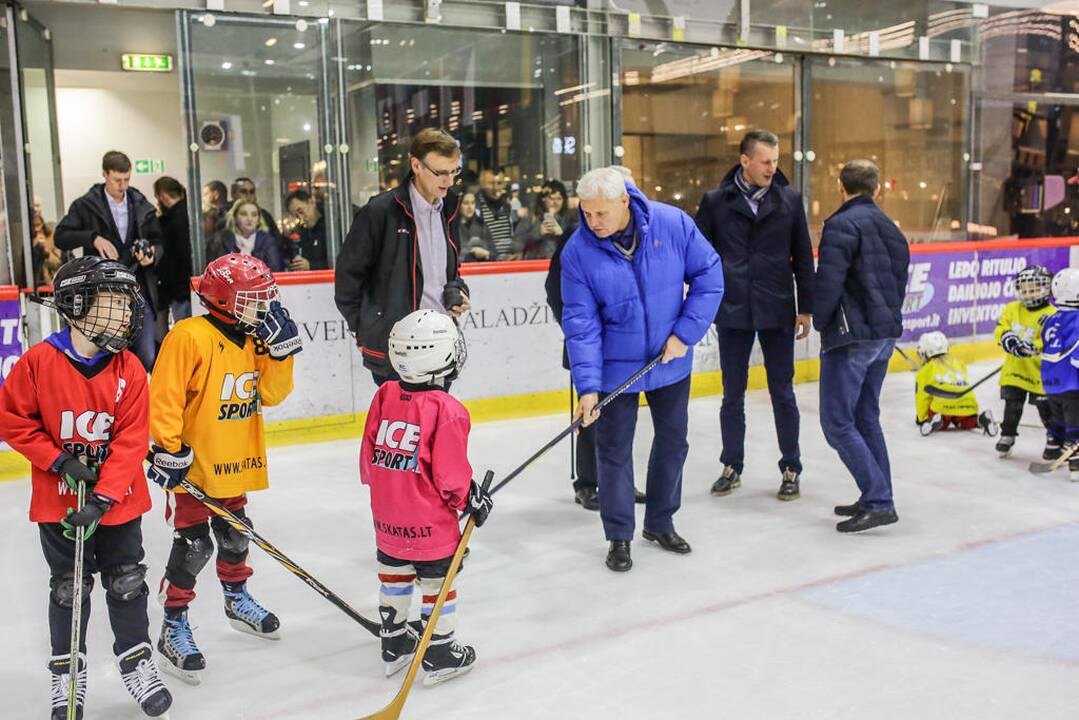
734,168,770,204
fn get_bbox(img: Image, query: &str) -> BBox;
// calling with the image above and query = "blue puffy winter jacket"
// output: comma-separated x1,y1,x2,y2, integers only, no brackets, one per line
1041,308,1079,395
560,183,724,395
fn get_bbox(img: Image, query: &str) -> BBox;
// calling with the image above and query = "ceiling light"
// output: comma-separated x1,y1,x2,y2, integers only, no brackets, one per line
265,37,277,47
265,59,275,65
294,42,305,49
221,61,232,70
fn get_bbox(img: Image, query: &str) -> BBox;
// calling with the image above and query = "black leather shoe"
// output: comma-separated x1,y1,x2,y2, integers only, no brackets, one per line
574,486,600,511
634,488,646,504
605,541,632,572
641,529,692,554
834,502,860,517
837,509,898,533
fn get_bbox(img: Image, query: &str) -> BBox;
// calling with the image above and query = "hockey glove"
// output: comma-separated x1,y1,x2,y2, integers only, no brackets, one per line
147,444,194,491
61,494,112,540
256,300,303,360
465,480,493,527
53,452,97,492
1001,332,1037,358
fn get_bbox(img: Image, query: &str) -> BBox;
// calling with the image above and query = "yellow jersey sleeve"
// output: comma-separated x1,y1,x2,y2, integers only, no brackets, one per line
150,322,203,454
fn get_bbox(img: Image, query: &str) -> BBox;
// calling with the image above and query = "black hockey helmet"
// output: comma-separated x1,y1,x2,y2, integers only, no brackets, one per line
52,256,145,353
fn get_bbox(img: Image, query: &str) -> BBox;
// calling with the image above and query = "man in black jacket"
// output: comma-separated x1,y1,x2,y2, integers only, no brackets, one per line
153,176,193,322
335,128,470,384
815,160,909,533
55,150,163,371
695,129,815,502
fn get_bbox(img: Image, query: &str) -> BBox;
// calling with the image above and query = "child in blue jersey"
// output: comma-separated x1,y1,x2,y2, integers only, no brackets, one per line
1040,267,1079,479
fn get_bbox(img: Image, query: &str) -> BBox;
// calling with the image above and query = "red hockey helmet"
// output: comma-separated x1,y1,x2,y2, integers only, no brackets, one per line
197,254,278,335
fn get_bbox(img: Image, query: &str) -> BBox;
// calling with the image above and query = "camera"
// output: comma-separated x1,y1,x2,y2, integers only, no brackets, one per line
132,238,154,262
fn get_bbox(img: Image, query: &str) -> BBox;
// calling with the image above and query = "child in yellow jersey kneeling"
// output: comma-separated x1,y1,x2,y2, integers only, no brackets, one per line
914,331,999,437
145,253,301,686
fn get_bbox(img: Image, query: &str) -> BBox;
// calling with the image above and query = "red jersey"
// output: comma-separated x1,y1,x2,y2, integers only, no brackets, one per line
0,338,151,524
360,382,473,561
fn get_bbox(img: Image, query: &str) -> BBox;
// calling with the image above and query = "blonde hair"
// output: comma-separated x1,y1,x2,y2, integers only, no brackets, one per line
225,199,267,235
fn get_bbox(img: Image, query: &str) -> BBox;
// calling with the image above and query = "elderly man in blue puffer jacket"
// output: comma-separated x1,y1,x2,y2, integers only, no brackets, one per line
561,167,724,572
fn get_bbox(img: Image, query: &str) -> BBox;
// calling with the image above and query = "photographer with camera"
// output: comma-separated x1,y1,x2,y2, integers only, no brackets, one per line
55,150,163,371
335,128,470,387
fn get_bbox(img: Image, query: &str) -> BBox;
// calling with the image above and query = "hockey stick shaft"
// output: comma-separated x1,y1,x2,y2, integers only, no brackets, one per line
485,353,663,499
67,481,86,720
923,365,1002,399
173,476,381,637
358,470,495,720
894,346,920,371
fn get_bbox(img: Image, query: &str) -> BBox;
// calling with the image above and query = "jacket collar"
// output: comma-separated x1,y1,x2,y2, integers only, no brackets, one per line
393,172,460,221
826,193,876,222
575,181,653,259
719,165,789,222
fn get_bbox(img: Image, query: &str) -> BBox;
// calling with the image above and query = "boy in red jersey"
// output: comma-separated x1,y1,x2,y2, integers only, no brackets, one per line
0,257,171,719
360,309,492,686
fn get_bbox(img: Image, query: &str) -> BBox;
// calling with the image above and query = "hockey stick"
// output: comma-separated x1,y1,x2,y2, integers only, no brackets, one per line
473,352,664,508
154,467,382,637
923,365,1003,399
1028,443,1079,474
894,346,921,371
358,470,495,720
66,480,87,720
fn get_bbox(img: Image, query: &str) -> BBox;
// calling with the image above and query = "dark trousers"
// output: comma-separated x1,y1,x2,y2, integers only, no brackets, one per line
574,423,597,491
1047,390,1079,444
717,326,801,475
1000,385,1054,438
39,518,150,656
819,339,895,512
595,375,691,541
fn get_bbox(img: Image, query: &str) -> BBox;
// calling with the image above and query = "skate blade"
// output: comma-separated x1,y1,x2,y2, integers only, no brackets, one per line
228,618,281,640
998,450,1013,458
384,653,415,678
422,663,474,687
156,653,201,686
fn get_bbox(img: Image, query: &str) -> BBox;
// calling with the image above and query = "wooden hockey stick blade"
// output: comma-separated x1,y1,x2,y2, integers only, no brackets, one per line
922,365,1002,399
1029,444,1078,474
357,470,495,720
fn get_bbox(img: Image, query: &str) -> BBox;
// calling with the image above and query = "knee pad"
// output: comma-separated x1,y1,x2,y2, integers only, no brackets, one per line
167,525,214,583
103,563,147,602
50,572,93,608
211,514,250,558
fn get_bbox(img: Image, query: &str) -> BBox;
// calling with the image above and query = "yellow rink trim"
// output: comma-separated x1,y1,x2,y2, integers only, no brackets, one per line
0,340,1007,482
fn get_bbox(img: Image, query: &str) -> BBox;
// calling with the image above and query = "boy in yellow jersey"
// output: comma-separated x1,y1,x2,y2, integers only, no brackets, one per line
145,253,301,685
914,331,999,437
994,265,1059,459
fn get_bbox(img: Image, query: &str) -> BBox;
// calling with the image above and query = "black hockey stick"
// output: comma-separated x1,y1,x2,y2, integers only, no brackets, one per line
475,352,664,507
151,464,381,637
923,365,1002,399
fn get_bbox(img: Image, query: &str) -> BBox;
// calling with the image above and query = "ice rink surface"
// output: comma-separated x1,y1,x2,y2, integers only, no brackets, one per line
2,361,1078,720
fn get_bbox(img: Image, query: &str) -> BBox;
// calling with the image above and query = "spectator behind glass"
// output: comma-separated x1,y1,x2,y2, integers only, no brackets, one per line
476,168,518,260
517,179,578,260
202,180,229,233
459,188,497,262
207,199,285,272
284,189,329,271
31,195,61,287
231,177,281,238
153,176,194,324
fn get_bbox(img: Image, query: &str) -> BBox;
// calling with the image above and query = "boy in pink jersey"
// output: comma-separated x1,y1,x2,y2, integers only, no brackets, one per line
360,310,493,686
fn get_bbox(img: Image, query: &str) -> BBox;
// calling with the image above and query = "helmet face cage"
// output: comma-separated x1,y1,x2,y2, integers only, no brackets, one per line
69,284,145,354
1016,267,1051,309
232,285,279,334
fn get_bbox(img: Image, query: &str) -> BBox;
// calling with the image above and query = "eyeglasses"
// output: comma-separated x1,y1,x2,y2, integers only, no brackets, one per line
419,158,462,180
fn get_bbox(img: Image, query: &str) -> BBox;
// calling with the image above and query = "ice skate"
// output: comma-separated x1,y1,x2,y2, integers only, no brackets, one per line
919,414,942,436
223,582,281,639
1044,436,1064,461
421,636,476,686
117,642,172,717
381,624,420,677
995,435,1016,458
978,410,1000,437
157,610,205,686
49,652,86,720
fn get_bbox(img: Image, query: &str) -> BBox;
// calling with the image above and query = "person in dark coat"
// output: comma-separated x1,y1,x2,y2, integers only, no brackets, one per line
815,160,910,534
694,129,815,502
206,200,286,272
518,179,579,260
153,176,193,324
562,168,724,573
334,128,470,384
54,150,163,372
459,189,498,262
285,189,331,271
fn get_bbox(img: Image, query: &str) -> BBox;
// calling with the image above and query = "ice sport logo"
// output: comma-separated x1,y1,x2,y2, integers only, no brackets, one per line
370,419,421,473
217,371,262,420
903,262,935,314
58,409,114,464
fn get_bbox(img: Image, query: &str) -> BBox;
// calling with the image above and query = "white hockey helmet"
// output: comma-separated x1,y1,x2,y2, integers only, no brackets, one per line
388,310,467,384
1015,265,1052,309
1052,267,1079,308
917,331,949,361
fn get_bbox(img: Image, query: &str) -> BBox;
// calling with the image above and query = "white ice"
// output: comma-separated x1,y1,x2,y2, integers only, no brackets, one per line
2,361,1079,720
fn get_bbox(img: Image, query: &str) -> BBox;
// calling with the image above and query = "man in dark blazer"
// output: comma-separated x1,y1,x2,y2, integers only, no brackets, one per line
695,129,815,502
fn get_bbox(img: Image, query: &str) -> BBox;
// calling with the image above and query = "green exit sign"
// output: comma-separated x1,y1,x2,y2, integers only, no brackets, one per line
121,54,173,73
134,159,165,174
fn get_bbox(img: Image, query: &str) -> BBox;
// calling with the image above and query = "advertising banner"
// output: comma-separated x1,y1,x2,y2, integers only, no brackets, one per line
0,292,23,386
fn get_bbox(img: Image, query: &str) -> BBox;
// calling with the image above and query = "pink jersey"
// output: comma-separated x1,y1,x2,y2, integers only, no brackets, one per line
360,382,473,561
